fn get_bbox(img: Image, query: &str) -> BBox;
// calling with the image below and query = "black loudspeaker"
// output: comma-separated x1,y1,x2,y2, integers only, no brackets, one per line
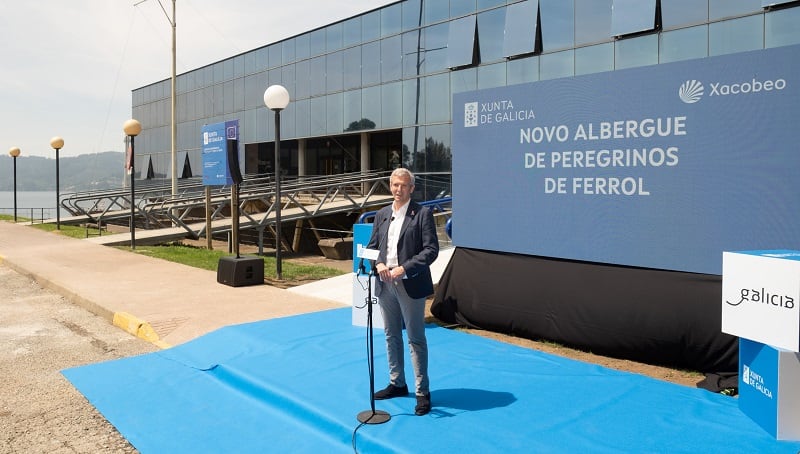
226,138,243,184
217,256,264,287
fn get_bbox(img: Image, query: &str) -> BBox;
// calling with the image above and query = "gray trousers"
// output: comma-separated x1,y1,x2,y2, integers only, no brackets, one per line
378,281,429,396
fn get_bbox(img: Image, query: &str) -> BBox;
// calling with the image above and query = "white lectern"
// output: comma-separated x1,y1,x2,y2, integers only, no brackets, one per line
722,250,800,440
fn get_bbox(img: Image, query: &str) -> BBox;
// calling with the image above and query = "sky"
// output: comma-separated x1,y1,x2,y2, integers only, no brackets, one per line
0,0,394,159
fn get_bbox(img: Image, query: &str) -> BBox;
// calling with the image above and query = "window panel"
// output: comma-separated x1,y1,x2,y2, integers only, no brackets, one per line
233,55,245,78
478,62,506,89
540,0,575,51
281,64,296,102
503,0,538,58
611,0,657,37
295,34,309,60
575,43,613,75
213,84,224,115
309,29,326,57
423,23,450,73
710,0,762,20
255,48,269,72
403,78,425,125
709,15,763,56
343,16,362,46
452,0,477,18
425,0,449,25
213,62,224,83
310,97,326,136
309,56,326,96
343,90,363,131
381,35,402,82
424,124,452,174
403,30,424,77
326,92,343,134
326,23,343,52
294,99,310,137
343,47,362,90
660,26,707,63
381,81,403,128
766,6,800,48
403,0,423,30
661,0,708,29
507,55,539,85
478,0,506,10
268,68,282,88
362,42,381,86
362,10,381,42
224,59,235,81
448,15,478,68
614,33,658,69
243,108,257,143
540,49,574,80
326,51,344,92
362,85,382,129
425,74,450,123
223,80,234,114
244,51,257,75
233,77,245,112
381,3,402,37
295,60,310,99
477,8,506,62
402,126,422,171
450,67,477,95
281,103,296,140
575,0,613,45
282,39,295,65
268,45,281,69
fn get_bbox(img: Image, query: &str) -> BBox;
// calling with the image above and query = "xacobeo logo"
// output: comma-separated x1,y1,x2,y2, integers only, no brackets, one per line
678,80,704,104
679,77,788,104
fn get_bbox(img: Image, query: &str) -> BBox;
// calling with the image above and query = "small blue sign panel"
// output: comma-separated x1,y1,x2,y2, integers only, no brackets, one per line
202,119,239,186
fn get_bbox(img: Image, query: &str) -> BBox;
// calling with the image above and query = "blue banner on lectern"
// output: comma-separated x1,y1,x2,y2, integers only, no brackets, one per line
202,120,239,186
452,44,800,275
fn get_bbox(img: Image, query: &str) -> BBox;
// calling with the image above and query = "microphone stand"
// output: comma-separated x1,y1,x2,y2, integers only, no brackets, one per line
357,262,390,424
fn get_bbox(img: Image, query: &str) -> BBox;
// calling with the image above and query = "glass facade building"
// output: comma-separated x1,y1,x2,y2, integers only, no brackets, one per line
131,0,800,191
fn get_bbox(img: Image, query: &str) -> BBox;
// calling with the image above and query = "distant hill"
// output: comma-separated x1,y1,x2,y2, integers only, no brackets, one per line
0,152,126,192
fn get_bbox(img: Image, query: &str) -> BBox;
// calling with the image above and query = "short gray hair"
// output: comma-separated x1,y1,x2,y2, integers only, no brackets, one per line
390,167,415,186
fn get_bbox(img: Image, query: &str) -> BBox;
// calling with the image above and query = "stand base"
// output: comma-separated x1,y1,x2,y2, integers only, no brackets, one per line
357,409,391,424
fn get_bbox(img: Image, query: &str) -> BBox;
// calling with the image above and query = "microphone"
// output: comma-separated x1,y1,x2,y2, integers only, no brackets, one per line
358,257,366,275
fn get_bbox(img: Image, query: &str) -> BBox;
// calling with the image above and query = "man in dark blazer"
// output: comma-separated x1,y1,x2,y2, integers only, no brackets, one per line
366,167,439,416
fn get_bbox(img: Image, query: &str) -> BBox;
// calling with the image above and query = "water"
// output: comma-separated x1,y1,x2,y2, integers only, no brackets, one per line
0,191,62,219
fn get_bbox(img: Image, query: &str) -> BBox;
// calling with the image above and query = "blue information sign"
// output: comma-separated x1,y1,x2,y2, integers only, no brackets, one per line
202,119,239,186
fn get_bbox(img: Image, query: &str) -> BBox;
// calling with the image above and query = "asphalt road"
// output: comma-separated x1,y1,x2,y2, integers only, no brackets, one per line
0,263,157,453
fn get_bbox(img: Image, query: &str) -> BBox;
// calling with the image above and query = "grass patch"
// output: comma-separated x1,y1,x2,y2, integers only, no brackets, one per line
29,222,105,239
0,218,104,239
120,243,345,283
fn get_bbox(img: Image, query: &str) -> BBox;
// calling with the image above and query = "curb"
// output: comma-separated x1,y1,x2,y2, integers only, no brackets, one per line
113,312,171,349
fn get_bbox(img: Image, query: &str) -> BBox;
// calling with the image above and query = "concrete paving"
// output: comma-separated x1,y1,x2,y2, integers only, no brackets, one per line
0,221,453,348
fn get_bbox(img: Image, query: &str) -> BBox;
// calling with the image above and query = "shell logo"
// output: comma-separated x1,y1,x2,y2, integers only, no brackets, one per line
679,79,704,104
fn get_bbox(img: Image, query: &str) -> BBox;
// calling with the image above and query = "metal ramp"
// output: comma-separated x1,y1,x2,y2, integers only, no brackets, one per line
81,171,396,248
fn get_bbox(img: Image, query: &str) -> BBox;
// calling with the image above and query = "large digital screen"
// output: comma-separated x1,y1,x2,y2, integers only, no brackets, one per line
452,45,800,275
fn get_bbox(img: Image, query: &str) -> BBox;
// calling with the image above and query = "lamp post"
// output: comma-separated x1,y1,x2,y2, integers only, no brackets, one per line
50,136,64,230
264,85,290,280
123,119,142,250
8,147,20,222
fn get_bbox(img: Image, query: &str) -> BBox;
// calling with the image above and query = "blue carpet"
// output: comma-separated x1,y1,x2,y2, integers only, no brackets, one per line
63,308,800,453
